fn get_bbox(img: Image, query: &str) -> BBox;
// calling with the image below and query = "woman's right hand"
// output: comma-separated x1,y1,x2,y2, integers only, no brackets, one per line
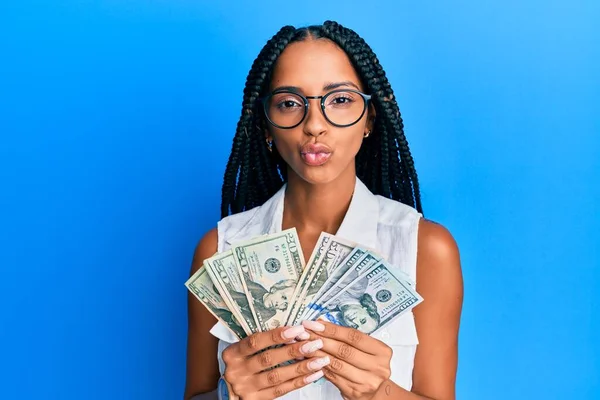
222,325,331,400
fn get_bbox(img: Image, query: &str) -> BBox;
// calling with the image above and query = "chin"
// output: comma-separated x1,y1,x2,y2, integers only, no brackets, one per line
289,163,345,185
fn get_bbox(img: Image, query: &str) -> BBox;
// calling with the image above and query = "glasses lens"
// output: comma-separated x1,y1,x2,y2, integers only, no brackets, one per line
265,92,305,128
323,91,366,126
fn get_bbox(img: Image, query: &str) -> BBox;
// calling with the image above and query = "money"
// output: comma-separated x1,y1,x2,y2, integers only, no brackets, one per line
286,235,356,326
301,247,368,320
205,251,259,333
185,267,247,339
232,228,305,331
186,229,423,339
304,251,381,320
313,262,423,335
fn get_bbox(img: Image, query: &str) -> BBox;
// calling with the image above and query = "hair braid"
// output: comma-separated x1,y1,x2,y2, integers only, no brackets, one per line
221,26,297,217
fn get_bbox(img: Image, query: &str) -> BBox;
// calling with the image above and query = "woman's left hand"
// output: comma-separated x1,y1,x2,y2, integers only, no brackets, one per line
301,320,392,400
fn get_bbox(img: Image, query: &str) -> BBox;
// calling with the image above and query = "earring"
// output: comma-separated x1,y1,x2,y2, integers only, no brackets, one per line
364,130,371,138
266,138,273,152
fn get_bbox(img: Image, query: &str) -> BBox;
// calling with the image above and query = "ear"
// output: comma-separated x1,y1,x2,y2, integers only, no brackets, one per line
264,126,272,142
366,102,376,133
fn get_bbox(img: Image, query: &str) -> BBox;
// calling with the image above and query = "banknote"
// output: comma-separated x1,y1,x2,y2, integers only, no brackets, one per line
185,267,247,339
232,228,305,331
312,262,423,335
304,251,381,320
205,250,259,333
203,260,252,334
284,232,331,325
287,235,356,326
301,246,368,319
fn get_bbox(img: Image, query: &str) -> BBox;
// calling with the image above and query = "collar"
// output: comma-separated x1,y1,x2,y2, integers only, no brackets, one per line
225,177,379,254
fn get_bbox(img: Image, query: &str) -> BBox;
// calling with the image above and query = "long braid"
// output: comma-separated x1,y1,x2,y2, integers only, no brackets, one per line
221,26,297,217
221,21,424,217
320,20,423,213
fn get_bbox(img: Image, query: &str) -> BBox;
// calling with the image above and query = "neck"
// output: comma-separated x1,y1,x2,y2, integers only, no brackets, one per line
282,168,356,236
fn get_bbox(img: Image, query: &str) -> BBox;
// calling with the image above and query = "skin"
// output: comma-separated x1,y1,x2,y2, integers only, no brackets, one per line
184,38,463,400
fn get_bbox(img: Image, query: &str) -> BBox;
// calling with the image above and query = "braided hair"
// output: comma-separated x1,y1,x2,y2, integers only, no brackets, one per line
221,21,423,218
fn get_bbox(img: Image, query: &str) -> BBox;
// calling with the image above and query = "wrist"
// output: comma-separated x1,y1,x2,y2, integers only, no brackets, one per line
218,377,240,400
371,379,394,400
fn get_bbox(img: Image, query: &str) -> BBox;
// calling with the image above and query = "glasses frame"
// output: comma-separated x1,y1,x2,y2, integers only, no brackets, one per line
261,89,372,129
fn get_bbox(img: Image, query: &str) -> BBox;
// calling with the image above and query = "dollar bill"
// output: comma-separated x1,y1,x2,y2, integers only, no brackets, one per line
313,262,423,335
283,232,331,325
304,251,381,320
301,247,368,319
185,267,247,339
202,260,252,334
232,228,305,331
287,235,356,326
205,250,259,333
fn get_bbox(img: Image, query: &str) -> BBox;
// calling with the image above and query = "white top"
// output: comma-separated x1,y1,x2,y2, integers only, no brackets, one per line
210,178,423,399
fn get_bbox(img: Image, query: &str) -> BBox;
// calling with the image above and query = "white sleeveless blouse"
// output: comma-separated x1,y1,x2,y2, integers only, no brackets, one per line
209,178,422,399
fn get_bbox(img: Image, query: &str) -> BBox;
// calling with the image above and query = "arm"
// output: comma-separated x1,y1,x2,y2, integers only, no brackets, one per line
408,219,463,400
184,228,221,400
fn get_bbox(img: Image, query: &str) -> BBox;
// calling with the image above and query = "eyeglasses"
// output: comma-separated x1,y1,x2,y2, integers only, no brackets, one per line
262,89,372,129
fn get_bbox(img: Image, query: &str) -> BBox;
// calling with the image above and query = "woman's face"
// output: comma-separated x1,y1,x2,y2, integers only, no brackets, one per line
267,39,374,185
340,303,378,334
263,285,295,311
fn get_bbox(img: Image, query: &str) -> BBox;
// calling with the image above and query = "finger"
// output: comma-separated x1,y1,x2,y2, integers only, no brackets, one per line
255,355,331,389
237,325,308,357
323,354,370,384
248,339,325,372
302,320,384,355
322,369,362,398
257,370,325,399
310,342,379,371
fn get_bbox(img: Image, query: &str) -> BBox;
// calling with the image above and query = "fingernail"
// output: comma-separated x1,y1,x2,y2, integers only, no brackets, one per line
282,325,306,340
308,356,330,371
302,320,325,332
304,370,324,384
300,339,323,354
296,332,310,340
286,340,297,344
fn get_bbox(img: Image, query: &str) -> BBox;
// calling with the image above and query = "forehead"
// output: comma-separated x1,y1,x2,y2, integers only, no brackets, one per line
270,39,363,92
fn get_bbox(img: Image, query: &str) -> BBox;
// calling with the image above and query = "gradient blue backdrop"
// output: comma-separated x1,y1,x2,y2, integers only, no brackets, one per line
1,1,598,399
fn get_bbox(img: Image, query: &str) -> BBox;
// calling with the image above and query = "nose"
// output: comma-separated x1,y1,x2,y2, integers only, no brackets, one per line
303,98,327,137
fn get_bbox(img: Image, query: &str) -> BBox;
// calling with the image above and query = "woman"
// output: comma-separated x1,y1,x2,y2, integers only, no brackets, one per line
185,21,463,400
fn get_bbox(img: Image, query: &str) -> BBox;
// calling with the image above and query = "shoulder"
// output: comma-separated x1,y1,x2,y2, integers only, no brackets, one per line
190,227,218,275
375,195,421,227
415,218,463,300
417,219,460,265
190,203,261,273
217,207,261,235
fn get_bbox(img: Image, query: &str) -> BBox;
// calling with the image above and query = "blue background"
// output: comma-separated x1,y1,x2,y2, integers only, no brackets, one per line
1,1,598,399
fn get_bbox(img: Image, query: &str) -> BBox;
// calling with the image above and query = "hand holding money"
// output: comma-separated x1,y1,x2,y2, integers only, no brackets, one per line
220,325,331,399
301,320,393,400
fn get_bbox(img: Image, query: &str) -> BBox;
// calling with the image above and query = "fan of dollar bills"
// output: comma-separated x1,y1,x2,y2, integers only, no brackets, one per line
185,228,423,339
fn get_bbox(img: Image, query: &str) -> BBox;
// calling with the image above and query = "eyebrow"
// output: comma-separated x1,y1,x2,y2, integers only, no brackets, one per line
272,81,361,93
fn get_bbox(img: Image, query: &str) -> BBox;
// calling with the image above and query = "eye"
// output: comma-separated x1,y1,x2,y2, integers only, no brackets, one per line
271,93,304,112
327,92,357,107
277,99,302,109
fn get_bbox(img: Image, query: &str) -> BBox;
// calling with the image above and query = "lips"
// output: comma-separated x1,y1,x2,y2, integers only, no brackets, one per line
300,142,333,166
